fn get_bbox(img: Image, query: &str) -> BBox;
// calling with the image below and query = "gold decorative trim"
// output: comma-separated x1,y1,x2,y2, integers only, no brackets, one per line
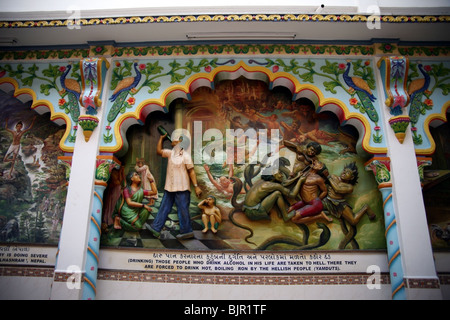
1,14,449,28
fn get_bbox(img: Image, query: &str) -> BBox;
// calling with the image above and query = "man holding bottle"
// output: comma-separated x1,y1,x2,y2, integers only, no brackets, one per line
146,129,202,240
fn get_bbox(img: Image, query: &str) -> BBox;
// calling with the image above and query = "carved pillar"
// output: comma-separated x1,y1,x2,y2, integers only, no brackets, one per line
365,157,406,300
51,57,111,300
82,155,121,300
376,55,442,300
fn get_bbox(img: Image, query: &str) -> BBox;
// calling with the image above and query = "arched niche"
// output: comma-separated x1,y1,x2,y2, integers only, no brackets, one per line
419,101,450,156
0,78,73,153
107,61,383,158
103,68,387,251
421,105,450,251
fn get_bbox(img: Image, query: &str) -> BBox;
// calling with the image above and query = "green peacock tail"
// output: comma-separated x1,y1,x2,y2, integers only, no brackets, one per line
107,91,128,123
356,90,379,123
67,92,80,122
408,92,423,125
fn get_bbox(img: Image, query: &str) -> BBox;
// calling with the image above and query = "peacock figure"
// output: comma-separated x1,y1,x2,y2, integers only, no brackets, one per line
60,64,81,123
343,62,379,123
408,64,431,127
107,62,142,123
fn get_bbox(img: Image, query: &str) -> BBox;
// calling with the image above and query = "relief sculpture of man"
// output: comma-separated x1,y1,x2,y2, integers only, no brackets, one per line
322,162,376,225
288,160,332,224
146,132,202,240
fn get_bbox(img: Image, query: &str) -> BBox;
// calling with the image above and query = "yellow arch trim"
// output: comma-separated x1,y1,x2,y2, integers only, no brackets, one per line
0,77,74,153
416,100,450,156
293,84,386,154
101,61,387,155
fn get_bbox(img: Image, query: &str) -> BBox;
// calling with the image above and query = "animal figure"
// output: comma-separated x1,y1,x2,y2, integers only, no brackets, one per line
408,64,431,126
229,166,330,250
343,62,379,123
110,63,142,101
343,62,376,102
107,63,142,123
60,64,81,122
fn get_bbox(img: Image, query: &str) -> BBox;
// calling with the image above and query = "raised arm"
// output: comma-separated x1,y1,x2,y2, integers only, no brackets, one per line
25,116,37,132
203,164,223,191
4,118,13,133
156,134,166,156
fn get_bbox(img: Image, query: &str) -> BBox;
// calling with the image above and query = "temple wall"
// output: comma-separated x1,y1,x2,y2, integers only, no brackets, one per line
0,11,449,301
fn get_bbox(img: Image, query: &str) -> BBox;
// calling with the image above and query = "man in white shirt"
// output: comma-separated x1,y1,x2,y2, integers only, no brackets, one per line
146,132,202,239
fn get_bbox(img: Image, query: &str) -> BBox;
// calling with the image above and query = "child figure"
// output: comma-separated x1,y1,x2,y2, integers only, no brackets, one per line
135,158,158,201
198,195,222,234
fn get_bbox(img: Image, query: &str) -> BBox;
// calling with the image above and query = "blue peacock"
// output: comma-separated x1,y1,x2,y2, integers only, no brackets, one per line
60,64,81,122
107,62,142,123
408,64,431,127
343,62,379,123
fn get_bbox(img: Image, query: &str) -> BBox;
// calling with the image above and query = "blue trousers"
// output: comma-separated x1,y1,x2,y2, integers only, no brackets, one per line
151,190,192,234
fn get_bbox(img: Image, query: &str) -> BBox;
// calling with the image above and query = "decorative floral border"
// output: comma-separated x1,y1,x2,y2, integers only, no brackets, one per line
109,44,376,57
0,48,89,61
1,43,449,62
1,14,449,28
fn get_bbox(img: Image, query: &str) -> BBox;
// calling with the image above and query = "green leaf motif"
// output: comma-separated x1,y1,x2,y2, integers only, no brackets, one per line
437,83,450,95
299,71,315,83
323,80,341,94
40,83,55,96
147,82,161,94
320,60,343,76
144,61,164,76
42,64,60,78
96,162,111,181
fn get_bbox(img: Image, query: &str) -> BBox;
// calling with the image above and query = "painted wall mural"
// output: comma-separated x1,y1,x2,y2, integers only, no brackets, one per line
0,62,80,152
0,54,447,253
100,76,386,251
0,58,108,246
0,99,67,244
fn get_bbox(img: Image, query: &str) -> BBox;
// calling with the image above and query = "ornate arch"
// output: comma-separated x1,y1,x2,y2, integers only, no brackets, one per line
0,77,73,153
418,100,450,155
100,59,387,156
